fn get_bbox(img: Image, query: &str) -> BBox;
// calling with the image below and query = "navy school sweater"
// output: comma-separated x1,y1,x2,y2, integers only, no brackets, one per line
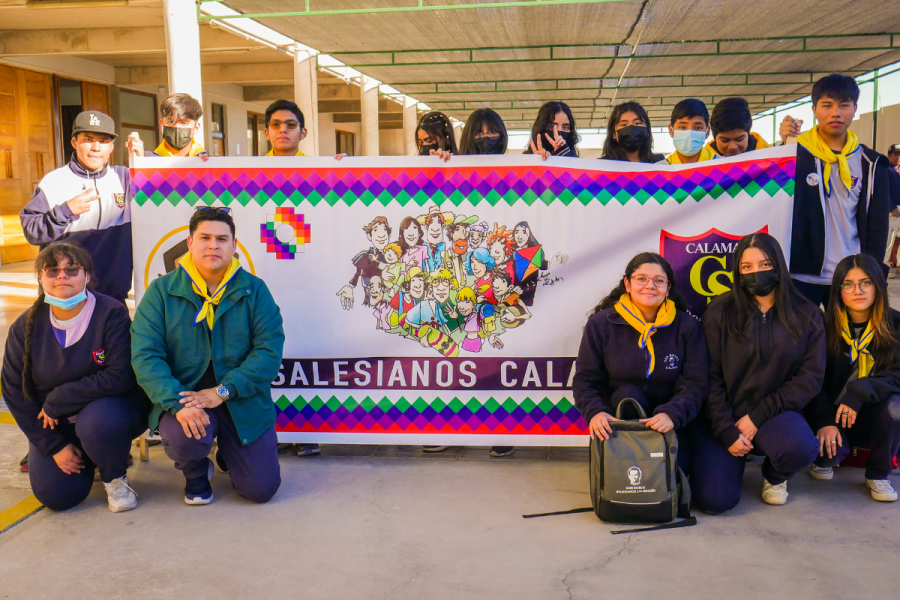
572,307,709,429
702,292,826,448
2,293,140,456
19,157,133,301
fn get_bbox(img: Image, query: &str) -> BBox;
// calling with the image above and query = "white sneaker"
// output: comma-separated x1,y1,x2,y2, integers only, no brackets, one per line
809,465,834,480
104,476,138,513
761,480,789,505
866,479,898,502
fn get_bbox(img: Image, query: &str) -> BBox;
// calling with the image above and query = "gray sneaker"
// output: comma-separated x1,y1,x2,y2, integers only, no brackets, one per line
761,480,788,505
104,476,138,513
866,479,898,502
809,464,834,480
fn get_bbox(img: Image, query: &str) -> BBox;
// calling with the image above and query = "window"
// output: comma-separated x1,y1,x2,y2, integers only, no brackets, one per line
57,78,82,165
336,130,355,156
210,103,226,157
247,112,269,156
120,89,158,155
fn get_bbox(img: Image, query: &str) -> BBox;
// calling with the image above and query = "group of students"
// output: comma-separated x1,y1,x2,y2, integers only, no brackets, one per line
4,71,900,515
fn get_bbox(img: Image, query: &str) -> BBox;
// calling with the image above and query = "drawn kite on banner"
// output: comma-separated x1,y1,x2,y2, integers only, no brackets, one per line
335,206,568,355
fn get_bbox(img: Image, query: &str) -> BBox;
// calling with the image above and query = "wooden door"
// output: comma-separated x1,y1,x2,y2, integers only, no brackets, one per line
0,65,56,264
81,81,110,114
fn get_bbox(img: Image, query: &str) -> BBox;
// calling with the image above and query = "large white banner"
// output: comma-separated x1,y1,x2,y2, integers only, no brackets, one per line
131,147,796,446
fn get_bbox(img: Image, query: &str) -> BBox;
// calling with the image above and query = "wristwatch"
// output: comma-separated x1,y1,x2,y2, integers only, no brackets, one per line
215,384,230,401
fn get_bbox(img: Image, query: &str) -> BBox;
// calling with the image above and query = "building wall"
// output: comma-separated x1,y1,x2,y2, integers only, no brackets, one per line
319,112,361,157
379,129,405,157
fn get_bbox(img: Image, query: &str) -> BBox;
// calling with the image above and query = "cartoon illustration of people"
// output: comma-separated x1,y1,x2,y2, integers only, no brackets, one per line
343,209,565,354
336,216,391,310
397,216,428,270
442,214,477,288
418,207,453,272
511,221,568,306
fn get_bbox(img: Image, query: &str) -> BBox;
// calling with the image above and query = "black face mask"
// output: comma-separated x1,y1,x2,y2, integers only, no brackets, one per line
419,143,439,155
162,126,193,150
616,125,649,152
740,270,780,297
476,136,504,154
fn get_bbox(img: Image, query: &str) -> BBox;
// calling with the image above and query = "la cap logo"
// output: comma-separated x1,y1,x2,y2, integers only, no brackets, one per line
89,114,100,126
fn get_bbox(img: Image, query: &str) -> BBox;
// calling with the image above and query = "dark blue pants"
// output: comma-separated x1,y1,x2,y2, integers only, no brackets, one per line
29,395,148,512
813,396,900,480
791,278,831,308
690,411,819,513
159,405,281,504
610,384,692,474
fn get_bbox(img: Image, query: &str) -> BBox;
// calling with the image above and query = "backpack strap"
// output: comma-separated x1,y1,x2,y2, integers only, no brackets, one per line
522,507,593,519
609,466,697,534
610,516,698,534
615,397,648,420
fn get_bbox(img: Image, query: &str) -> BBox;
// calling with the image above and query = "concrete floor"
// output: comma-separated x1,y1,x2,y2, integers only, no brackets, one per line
2,262,900,599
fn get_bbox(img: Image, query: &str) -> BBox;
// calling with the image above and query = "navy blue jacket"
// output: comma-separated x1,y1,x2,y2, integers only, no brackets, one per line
572,307,708,429
790,144,892,277
806,309,900,431
20,158,133,302
2,293,143,456
703,292,825,447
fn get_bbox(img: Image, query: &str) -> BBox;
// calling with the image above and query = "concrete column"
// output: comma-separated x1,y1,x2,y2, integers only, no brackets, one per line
162,0,204,141
403,96,418,156
360,75,379,156
294,45,319,156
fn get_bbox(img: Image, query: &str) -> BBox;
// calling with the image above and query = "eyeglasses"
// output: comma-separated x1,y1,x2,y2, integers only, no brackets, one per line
194,206,232,215
840,280,874,293
632,275,669,288
42,266,83,279
474,132,501,141
268,120,300,131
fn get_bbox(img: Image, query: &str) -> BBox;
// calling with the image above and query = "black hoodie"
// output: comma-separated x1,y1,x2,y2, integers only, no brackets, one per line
702,291,825,447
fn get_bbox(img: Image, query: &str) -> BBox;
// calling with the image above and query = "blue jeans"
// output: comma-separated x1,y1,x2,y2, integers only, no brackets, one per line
159,405,281,504
29,395,148,511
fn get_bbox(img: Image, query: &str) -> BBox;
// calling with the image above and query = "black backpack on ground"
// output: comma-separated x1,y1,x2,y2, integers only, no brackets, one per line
524,398,696,534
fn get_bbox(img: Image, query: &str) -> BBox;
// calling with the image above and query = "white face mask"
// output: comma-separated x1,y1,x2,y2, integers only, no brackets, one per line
673,129,707,156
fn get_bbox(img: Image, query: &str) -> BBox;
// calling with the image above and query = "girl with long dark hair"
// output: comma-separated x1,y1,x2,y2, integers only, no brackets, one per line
415,111,457,162
458,109,508,155
693,233,824,512
1,243,147,513
601,101,664,164
805,254,900,501
524,101,580,159
573,252,708,472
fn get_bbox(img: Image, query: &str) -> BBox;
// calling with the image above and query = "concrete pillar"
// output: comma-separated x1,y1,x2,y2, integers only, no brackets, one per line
162,0,204,141
360,75,379,156
294,45,319,156
403,96,418,156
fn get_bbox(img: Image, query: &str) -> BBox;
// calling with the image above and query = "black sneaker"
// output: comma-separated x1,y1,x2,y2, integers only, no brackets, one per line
296,443,321,457
184,458,214,505
212,444,228,474
19,453,28,473
489,446,515,457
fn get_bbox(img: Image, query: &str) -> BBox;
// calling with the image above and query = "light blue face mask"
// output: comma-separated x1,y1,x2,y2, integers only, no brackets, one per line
673,129,708,157
44,287,88,310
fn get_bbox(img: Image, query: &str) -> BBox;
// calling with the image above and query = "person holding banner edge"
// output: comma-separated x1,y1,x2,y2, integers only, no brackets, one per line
779,74,893,307
692,233,824,511
660,99,715,165
573,252,708,474
600,102,665,164
131,207,285,505
804,254,900,502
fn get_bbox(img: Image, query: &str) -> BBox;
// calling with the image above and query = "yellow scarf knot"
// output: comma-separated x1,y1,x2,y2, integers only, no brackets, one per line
614,294,677,376
179,253,242,330
797,126,860,197
838,310,874,378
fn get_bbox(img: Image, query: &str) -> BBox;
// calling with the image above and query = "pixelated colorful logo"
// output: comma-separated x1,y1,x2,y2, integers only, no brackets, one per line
260,207,311,259
660,227,767,316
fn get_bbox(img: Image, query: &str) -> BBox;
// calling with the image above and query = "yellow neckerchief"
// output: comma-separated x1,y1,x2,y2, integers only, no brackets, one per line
154,140,206,157
838,309,874,378
266,148,306,156
179,253,242,330
665,145,716,165
614,294,677,377
707,132,771,157
798,125,860,197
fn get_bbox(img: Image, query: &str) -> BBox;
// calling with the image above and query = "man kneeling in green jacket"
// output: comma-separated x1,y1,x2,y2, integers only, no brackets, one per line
132,207,285,505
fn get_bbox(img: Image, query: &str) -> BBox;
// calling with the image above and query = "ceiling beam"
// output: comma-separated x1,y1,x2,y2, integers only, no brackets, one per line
116,62,294,85
333,113,404,124
0,25,267,56
244,83,361,102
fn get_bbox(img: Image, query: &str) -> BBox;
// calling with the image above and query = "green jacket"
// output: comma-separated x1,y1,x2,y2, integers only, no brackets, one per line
131,267,285,445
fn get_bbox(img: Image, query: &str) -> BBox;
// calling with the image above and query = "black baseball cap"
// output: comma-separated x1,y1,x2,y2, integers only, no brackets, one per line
71,111,117,139
889,143,900,155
